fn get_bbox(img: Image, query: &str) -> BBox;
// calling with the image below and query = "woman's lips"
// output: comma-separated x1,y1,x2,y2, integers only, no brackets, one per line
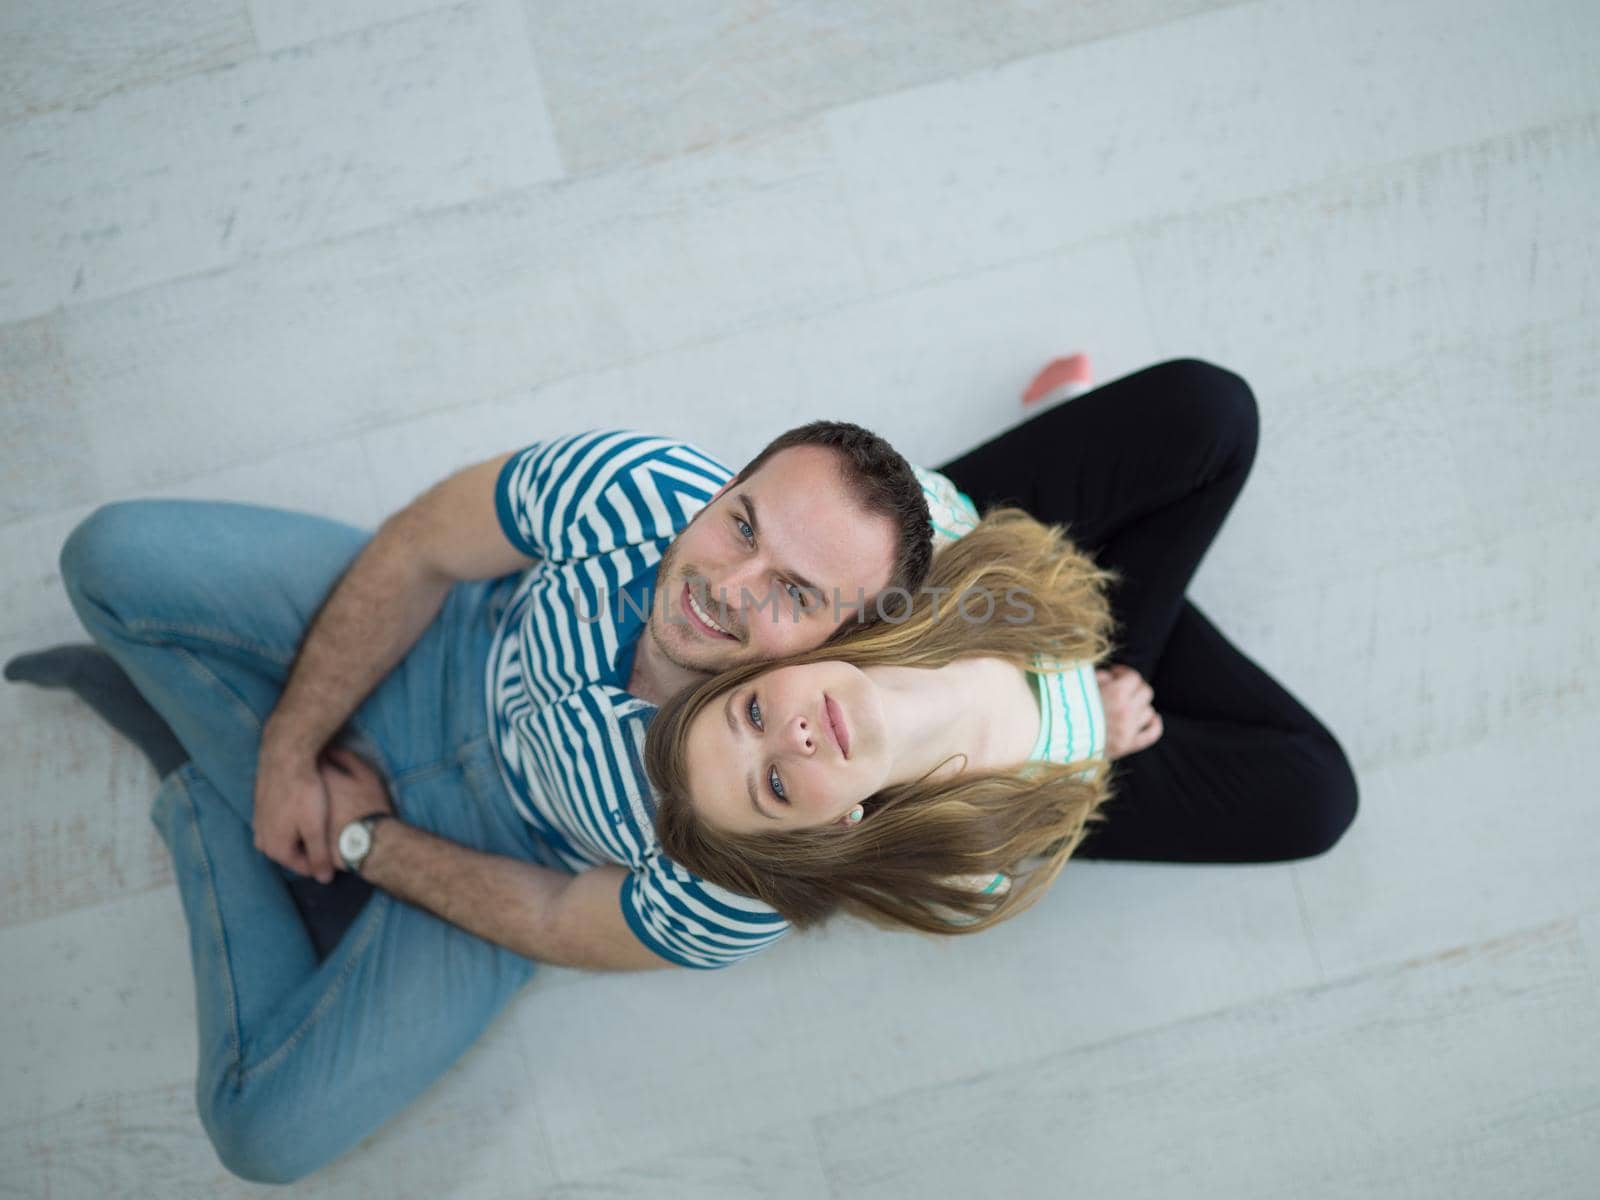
823,694,850,759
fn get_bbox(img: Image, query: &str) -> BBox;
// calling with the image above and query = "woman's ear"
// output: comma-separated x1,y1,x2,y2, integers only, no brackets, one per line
840,804,865,827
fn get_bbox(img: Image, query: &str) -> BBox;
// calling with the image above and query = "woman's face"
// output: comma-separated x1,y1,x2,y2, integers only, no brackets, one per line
682,661,891,834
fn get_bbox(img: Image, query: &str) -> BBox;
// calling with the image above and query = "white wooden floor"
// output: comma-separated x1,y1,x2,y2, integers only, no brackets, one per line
3,1,1598,1195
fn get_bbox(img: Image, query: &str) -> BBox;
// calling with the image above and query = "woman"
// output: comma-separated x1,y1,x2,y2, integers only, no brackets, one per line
645,360,1359,938
644,507,1164,933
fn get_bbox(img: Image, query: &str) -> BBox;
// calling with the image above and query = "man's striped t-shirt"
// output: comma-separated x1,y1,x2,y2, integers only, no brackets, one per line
485,429,978,969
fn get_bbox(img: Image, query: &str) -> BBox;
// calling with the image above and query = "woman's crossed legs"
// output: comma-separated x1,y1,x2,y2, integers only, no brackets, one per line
938,357,1357,862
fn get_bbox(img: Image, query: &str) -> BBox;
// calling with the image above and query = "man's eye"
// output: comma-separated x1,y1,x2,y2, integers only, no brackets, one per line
783,581,817,609
746,694,763,731
734,518,754,545
768,765,788,802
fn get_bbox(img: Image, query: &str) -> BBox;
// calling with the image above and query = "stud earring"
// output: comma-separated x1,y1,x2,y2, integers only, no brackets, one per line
847,805,864,824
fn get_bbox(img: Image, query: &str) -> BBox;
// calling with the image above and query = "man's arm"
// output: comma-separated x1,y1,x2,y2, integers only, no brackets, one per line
320,743,676,971
358,820,674,971
255,451,535,882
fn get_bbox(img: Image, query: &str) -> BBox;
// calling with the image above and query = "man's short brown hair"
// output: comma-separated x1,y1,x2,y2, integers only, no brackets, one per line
731,421,933,602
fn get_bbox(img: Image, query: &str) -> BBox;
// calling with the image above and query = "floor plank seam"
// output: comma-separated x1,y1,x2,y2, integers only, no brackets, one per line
17,61,1591,343
1289,864,1328,984
796,912,1588,1128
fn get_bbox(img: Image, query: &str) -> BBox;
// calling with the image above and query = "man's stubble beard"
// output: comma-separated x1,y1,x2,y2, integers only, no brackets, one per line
645,536,741,677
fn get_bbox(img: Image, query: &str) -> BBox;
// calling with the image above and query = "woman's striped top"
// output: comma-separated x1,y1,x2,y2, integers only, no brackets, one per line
1027,658,1107,771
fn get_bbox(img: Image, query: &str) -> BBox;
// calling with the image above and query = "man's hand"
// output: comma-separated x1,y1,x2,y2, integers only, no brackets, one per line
253,736,337,882
317,746,395,870
247,451,526,886
1096,664,1164,761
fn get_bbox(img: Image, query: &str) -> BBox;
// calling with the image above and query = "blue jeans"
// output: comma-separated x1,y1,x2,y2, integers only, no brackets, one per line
60,500,542,1184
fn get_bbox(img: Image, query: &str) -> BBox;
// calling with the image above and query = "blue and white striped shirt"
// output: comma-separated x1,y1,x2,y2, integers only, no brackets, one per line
486,430,980,969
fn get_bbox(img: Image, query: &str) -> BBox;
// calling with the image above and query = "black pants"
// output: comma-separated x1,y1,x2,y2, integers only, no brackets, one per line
937,359,1357,863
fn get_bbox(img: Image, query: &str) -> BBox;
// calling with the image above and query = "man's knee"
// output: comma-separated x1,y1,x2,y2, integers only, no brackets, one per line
61,503,142,639
61,500,244,645
60,501,169,614
199,1076,322,1186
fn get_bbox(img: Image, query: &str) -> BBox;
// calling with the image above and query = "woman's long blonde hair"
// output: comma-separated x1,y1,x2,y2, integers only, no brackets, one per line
643,508,1121,935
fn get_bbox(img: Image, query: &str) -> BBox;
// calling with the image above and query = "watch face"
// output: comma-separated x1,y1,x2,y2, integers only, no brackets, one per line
338,820,372,867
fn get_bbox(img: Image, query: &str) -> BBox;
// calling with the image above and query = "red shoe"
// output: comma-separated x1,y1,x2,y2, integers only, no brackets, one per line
1022,353,1093,408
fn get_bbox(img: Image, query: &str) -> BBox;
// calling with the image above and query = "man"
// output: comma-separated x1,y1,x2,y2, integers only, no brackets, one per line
12,420,971,1182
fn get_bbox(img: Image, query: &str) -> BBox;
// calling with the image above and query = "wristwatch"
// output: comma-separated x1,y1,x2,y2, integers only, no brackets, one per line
337,813,393,874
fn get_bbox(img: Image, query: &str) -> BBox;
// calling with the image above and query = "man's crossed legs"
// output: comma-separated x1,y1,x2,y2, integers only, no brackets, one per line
55,500,539,1183
19,358,1355,1182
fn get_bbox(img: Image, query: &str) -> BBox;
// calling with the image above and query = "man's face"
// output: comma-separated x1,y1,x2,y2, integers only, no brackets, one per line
646,445,898,675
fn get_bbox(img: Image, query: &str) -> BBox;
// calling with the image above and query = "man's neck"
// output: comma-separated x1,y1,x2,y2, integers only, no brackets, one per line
625,628,712,707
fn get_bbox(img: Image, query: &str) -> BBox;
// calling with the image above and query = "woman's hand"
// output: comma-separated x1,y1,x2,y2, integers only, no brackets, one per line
1096,664,1164,760
318,746,395,869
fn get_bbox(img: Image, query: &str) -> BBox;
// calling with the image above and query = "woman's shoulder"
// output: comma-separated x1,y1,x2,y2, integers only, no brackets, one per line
1028,651,1096,674
1026,656,1107,768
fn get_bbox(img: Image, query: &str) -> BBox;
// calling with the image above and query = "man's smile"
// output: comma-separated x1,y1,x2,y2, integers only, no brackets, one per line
682,583,737,639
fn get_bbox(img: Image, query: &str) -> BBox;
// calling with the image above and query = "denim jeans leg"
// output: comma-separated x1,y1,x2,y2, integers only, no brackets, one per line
160,758,537,1184
59,497,525,808
151,766,320,1113
59,499,376,825
66,499,545,1180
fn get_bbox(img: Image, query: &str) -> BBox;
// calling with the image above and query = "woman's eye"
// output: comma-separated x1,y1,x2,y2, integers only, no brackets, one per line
767,765,788,802
783,581,804,605
746,694,763,731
